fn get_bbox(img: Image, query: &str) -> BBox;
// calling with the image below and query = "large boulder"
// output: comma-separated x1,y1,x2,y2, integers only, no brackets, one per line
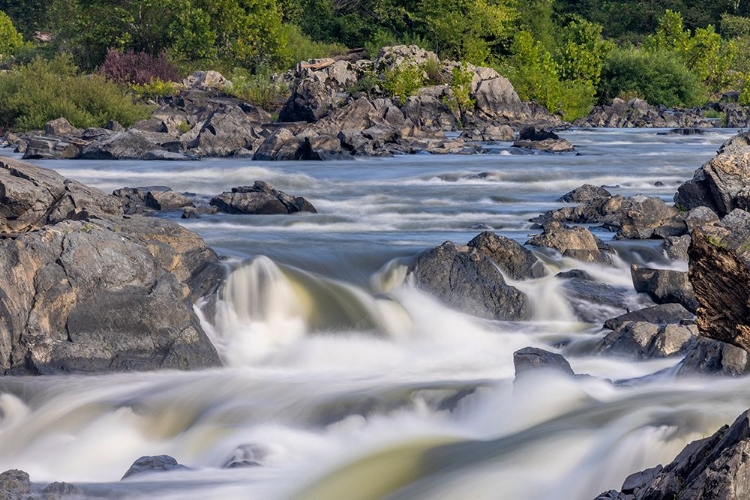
188,105,268,157
594,321,698,360
558,184,612,203
513,347,574,378
675,147,750,216
79,129,173,160
22,136,87,160
0,158,222,375
278,60,358,123
210,181,316,215
679,337,750,377
630,265,699,313
122,456,189,480
467,231,546,280
595,408,750,499
401,86,459,131
603,303,694,331
688,209,750,352
407,241,530,321
471,70,531,124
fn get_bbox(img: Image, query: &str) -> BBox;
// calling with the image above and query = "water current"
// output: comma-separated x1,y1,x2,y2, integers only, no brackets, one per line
1,128,747,499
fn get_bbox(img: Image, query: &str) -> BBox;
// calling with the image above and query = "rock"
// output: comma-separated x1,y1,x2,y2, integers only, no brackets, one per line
603,303,694,331
44,117,81,136
407,241,530,321
513,347,574,378
576,98,713,129
595,321,697,359
558,274,631,323
181,205,218,219
683,206,719,231
718,130,750,155
401,86,459,131
145,190,194,211
252,128,305,161
458,125,515,142
22,136,86,160
0,158,222,375
184,70,229,91
41,482,82,496
659,127,705,135
518,126,559,141
188,105,269,157
122,455,189,480
278,59,358,123
210,181,316,215
223,444,266,469
513,138,575,153
675,150,750,216
0,470,30,498
689,209,750,352
678,337,750,377
598,408,750,500
467,231,546,280
558,185,612,203
630,265,699,313
79,129,168,160
662,234,691,261
527,222,611,264
472,73,531,124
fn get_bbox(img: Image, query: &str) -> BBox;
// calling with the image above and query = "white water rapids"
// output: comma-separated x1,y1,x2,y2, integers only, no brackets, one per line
1,128,748,499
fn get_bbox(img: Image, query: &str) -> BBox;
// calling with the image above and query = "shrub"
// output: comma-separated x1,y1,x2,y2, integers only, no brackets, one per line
381,62,426,105
0,54,153,131
99,49,181,85
598,48,708,107
225,67,289,111
131,78,180,100
282,23,345,66
450,65,475,116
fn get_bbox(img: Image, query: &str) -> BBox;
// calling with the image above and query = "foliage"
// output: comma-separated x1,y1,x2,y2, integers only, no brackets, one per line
424,57,444,84
131,78,180,100
556,17,611,85
740,78,750,106
225,67,289,110
450,65,476,117
0,54,153,131
381,61,426,104
598,47,707,107
349,74,379,97
282,24,345,65
0,11,24,60
99,49,181,85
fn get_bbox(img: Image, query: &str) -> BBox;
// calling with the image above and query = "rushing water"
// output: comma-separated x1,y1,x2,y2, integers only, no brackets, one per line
1,128,748,499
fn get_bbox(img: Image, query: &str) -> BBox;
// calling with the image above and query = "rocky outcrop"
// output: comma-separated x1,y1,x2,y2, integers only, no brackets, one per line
688,209,750,352
527,222,612,263
630,265,699,313
467,231,547,280
210,181,316,215
576,98,714,128
675,144,750,216
595,408,750,500
594,321,698,360
603,304,695,331
0,157,222,375
407,240,530,321
113,186,194,214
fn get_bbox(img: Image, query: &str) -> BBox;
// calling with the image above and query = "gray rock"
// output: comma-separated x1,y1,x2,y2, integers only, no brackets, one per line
80,129,166,160
512,138,575,153
513,347,574,378
41,482,82,496
662,235,691,261
122,455,189,480
558,185,612,203
679,337,750,377
44,117,81,136
210,181,316,215
0,470,30,499
603,304,694,331
630,265,699,313
467,231,546,280
595,321,697,359
145,190,195,211
188,105,268,157
557,273,631,323
675,150,750,216
527,222,611,264
22,136,85,160
407,241,530,321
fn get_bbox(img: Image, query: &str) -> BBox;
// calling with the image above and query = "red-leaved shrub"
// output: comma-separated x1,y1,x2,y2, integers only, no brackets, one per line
99,49,181,85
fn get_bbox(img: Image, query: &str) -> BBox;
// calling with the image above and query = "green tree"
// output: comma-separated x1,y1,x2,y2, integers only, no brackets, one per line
0,11,24,60
556,17,611,85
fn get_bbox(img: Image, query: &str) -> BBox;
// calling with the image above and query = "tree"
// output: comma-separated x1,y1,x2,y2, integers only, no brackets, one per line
556,17,611,85
0,11,24,60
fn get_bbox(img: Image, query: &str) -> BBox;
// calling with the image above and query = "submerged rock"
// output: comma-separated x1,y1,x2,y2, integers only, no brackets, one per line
122,456,189,480
407,241,530,321
513,347,574,378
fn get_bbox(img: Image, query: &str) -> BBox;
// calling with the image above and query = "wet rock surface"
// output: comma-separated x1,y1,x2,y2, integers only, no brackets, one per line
122,456,189,480
210,181,316,215
467,231,547,280
513,347,575,378
527,221,612,264
630,265,699,313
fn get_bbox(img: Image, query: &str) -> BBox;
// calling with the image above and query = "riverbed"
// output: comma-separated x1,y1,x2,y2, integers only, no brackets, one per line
0,128,746,499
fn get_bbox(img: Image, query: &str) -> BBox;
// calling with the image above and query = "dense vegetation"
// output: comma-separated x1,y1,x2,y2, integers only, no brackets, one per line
1,0,750,129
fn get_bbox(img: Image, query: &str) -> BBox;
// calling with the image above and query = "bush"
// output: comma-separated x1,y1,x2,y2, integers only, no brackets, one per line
381,62,426,104
99,49,181,85
225,67,289,111
0,54,153,131
282,23,345,66
131,78,180,100
598,48,708,107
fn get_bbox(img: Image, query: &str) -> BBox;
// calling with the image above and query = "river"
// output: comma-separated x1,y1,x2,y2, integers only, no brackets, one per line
0,128,747,499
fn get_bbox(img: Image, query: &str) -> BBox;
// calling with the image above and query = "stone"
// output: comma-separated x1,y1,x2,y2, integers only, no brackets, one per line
79,129,166,160
518,126,559,141
0,470,30,498
679,337,750,377
184,70,229,91
662,235,691,261
595,321,697,359
188,105,269,157
210,181,316,215
558,185,612,203
467,231,546,280
603,304,694,331
144,190,194,211
22,136,85,160
689,209,750,352
630,265,699,313
513,138,575,153
122,456,189,480
513,347,574,378
472,74,531,124
407,241,530,321
675,151,750,216
44,117,81,136
527,222,611,264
